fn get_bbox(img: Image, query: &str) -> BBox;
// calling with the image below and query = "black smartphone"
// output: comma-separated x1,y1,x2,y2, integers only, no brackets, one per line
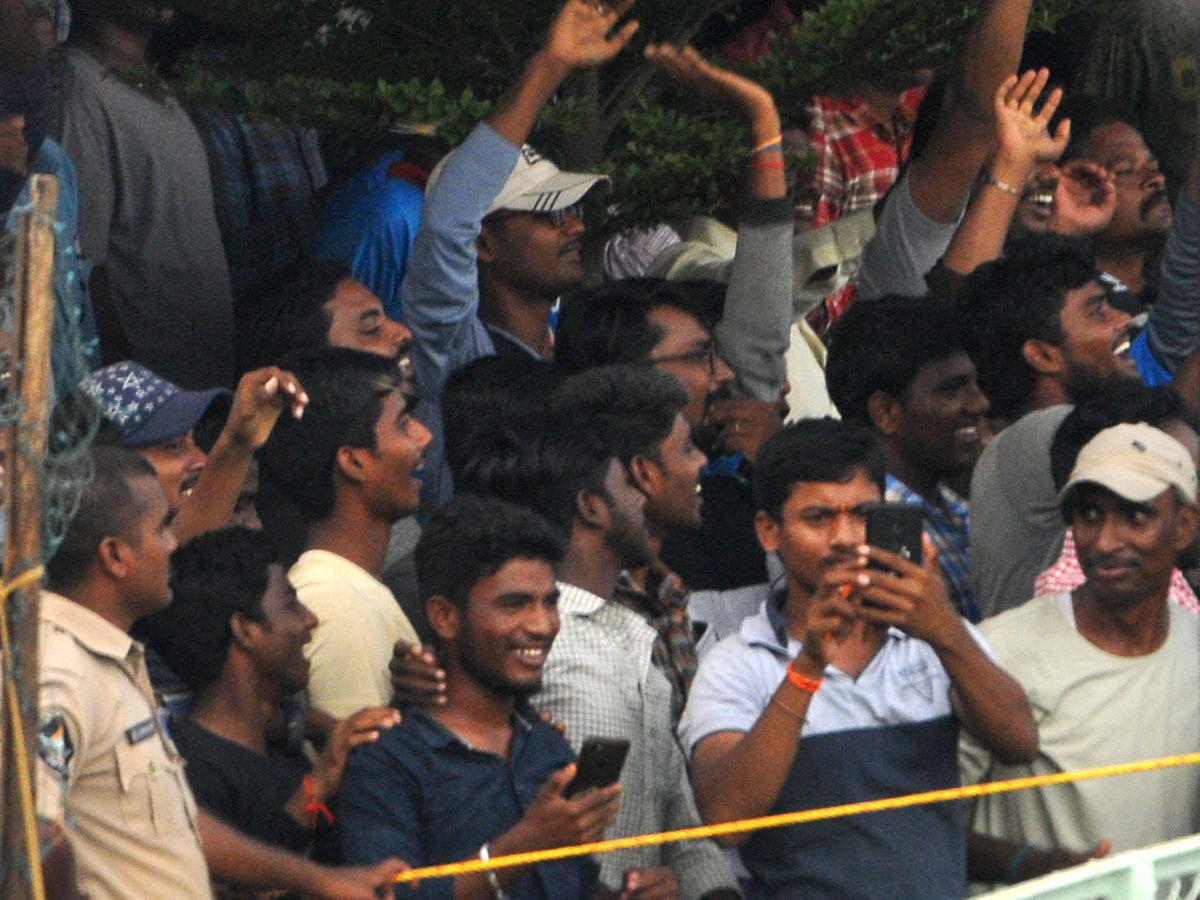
563,737,630,798
864,502,924,568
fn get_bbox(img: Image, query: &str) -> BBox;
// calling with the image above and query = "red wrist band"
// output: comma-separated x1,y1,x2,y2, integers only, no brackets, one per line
303,774,333,826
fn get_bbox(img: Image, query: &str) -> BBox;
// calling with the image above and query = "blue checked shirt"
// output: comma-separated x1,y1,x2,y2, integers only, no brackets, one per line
885,475,979,623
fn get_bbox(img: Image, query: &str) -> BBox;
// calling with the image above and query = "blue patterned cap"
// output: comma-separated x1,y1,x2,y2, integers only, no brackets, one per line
80,361,232,448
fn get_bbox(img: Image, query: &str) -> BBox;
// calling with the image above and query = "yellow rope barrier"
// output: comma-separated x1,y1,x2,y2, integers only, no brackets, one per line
0,565,47,900
394,749,1200,884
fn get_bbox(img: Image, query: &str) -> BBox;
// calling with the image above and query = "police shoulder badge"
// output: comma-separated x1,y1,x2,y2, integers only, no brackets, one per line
38,713,74,779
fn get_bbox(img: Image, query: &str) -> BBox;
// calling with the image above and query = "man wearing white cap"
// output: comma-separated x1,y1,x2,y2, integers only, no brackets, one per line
398,0,636,504
961,422,1200,885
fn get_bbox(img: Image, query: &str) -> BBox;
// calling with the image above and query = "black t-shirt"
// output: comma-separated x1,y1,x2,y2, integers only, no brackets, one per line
170,715,315,854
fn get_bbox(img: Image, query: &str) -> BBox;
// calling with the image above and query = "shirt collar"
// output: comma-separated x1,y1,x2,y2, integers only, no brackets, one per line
742,587,905,656
556,581,607,616
403,700,540,751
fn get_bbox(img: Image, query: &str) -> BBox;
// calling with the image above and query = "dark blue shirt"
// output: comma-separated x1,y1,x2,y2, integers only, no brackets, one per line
338,702,602,900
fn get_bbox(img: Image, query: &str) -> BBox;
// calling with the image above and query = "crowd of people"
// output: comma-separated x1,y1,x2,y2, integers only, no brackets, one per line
3,0,1199,897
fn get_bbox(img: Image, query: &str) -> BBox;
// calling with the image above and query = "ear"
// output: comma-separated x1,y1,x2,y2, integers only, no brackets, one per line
1174,504,1198,555
629,454,660,497
96,536,130,580
335,445,370,486
575,488,610,532
426,595,461,643
229,611,259,651
755,510,781,554
866,391,902,437
476,222,501,265
1022,338,1065,377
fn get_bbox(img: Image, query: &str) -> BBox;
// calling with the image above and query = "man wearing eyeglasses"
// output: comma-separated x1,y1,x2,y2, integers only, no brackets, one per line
398,0,638,505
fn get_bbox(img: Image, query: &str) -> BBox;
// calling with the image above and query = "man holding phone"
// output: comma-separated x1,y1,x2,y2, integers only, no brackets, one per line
677,419,1036,900
338,495,625,900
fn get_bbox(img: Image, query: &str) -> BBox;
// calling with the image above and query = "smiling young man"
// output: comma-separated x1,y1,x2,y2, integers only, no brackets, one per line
677,418,1036,900
134,527,405,897
826,295,990,621
260,348,431,719
339,494,626,900
456,381,737,900
962,422,1200,876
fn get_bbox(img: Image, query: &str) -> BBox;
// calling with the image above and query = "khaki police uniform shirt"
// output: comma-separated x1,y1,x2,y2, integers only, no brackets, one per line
36,591,213,900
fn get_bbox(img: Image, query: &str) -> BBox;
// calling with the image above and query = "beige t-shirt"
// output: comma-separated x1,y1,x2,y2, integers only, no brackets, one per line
289,549,418,719
38,592,212,900
961,592,1200,854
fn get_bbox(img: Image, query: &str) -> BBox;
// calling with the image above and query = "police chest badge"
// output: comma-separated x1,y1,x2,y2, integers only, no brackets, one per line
38,713,74,779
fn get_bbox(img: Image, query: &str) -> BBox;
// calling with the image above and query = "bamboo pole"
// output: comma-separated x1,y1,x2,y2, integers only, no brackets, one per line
0,174,58,900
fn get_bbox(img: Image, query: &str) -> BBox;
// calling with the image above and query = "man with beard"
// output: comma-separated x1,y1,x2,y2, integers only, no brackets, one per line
961,423,1200,879
1056,102,1174,305
457,382,737,900
826,295,990,621
338,495,626,900
678,418,1035,900
958,235,1169,617
135,527,406,892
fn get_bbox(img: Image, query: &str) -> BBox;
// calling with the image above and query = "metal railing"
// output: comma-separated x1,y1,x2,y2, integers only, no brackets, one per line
977,834,1200,900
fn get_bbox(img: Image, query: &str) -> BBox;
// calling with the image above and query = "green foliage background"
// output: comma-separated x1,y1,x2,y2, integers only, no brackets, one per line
169,0,1118,229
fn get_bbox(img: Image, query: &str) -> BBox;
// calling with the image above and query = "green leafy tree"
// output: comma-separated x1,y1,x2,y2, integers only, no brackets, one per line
170,0,1115,228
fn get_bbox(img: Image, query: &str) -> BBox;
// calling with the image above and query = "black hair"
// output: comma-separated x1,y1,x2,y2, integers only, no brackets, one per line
415,494,564,615
554,278,721,377
1053,95,1133,165
443,355,561,482
825,294,965,424
136,528,276,693
236,258,352,375
456,405,618,537
551,365,687,466
955,234,1098,420
1050,384,1187,491
753,418,886,521
46,447,159,592
259,347,403,522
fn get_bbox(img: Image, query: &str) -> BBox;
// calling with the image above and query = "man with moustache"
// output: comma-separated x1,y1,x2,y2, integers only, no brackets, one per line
338,495,625,900
962,423,1200,876
260,348,431,719
678,419,1036,900
826,295,990,621
1056,103,1175,305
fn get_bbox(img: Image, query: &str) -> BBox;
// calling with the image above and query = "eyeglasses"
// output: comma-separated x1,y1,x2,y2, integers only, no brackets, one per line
648,343,719,375
484,203,584,229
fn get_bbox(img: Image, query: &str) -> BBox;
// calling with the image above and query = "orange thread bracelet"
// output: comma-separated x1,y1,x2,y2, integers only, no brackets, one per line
786,659,823,694
748,158,785,171
303,775,333,826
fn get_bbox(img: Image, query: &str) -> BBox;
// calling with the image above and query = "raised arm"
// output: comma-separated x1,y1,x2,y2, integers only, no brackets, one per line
908,0,1034,224
940,69,1068,277
171,367,306,544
